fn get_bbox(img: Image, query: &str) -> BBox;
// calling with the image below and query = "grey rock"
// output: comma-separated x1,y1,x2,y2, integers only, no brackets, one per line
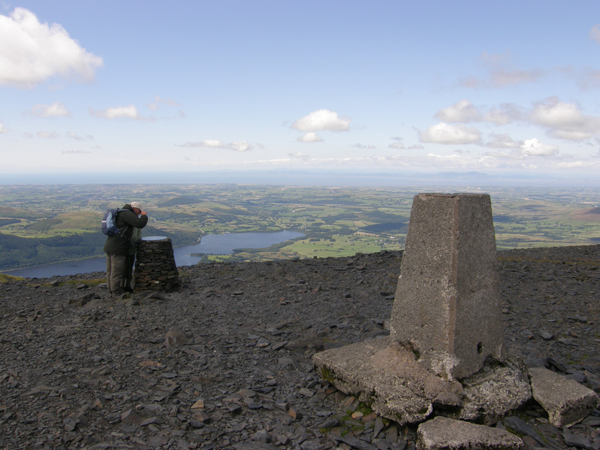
417,417,524,450
314,337,463,425
563,430,593,450
503,416,546,448
529,367,600,427
459,357,532,423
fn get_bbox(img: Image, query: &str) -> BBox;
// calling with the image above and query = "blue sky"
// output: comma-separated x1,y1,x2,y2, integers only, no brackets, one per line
1,1,600,179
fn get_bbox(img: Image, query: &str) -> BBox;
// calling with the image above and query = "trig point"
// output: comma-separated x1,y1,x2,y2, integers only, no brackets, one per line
313,193,510,424
391,193,505,380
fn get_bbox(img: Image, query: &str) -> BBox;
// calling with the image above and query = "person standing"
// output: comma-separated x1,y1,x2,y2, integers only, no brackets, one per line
103,202,148,296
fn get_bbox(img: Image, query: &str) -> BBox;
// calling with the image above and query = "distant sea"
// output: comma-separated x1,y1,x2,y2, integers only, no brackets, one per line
2,170,600,187
5,230,304,279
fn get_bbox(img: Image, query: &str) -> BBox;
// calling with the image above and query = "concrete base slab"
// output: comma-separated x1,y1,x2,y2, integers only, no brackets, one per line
313,336,463,425
417,417,524,450
529,367,600,428
458,357,531,424
315,339,534,425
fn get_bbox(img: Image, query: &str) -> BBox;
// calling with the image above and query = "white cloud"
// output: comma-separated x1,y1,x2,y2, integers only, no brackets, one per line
37,131,59,138
0,123,7,133
388,142,405,149
486,133,522,149
460,51,543,89
490,68,543,87
388,138,424,150
177,139,252,151
147,95,180,111
91,105,139,120
0,8,103,88
291,109,351,132
66,132,93,141
483,103,522,125
486,137,559,159
62,149,91,154
435,100,481,122
590,25,600,43
178,140,226,148
530,98,600,141
520,138,559,156
229,141,252,152
30,101,70,117
288,152,309,158
435,100,520,126
297,132,323,143
351,143,376,149
419,123,481,145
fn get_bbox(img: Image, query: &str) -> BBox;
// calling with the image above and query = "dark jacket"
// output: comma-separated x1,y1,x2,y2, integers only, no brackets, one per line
103,204,149,255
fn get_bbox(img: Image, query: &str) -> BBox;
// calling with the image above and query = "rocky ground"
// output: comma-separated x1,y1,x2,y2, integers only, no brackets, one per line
0,245,599,450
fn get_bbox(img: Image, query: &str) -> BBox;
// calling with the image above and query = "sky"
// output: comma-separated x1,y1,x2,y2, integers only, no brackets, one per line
1,1,600,182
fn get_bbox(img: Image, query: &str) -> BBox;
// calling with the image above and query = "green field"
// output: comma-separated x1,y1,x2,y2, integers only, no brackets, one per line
0,184,599,270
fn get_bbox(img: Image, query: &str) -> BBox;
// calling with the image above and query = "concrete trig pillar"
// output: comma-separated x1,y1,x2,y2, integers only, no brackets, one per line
390,193,505,379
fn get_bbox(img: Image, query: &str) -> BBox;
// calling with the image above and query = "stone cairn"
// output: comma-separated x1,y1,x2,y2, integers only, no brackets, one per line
134,236,180,292
314,193,599,449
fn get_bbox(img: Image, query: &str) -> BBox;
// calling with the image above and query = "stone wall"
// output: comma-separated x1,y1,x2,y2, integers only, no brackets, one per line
134,237,180,292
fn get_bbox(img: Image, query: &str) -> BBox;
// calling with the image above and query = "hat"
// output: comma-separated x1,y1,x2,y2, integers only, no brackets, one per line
131,201,142,209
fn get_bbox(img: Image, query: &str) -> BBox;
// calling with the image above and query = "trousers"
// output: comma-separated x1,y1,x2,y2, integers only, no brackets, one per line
106,254,134,295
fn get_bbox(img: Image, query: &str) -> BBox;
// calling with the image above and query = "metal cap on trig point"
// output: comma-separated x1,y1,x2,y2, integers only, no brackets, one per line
390,193,505,380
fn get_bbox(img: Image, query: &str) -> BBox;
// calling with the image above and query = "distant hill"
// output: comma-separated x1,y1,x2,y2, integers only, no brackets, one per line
571,208,600,222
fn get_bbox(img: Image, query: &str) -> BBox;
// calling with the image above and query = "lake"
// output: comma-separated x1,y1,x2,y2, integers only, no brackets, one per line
5,230,304,278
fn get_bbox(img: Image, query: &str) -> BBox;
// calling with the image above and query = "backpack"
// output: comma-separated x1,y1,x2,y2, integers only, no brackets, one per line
101,208,127,237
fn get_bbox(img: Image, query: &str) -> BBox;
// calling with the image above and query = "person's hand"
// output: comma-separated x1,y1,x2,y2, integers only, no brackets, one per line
140,210,147,216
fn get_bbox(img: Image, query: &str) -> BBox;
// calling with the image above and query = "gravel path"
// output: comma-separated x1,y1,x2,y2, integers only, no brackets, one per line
1,246,599,449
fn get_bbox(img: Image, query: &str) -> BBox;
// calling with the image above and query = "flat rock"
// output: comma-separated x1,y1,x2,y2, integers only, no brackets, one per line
313,336,463,425
528,367,600,427
417,417,524,450
458,357,531,423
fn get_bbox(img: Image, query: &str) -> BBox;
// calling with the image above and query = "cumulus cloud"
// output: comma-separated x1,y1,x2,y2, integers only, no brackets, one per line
297,132,323,143
0,8,103,88
530,97,600,141
485,133,522,149
482,103,522,125
178,140,225,148
177,139,253,151
229,141,252,152
62,149,91,154
419,123,481,145
590,25,600,43
490,68,543,87
37,131,59,138
288,152,309,158
90,105,139,120
521,138,559,156
388,141,405,149
0,123,7,133
459,51,543,89
435,100,481,122
486,138,559,159
147,95,180,111
291,109,351,132
351,143,376,149
434,100,521,126
30,101,70,117
388,137,424,150
66,132,93,141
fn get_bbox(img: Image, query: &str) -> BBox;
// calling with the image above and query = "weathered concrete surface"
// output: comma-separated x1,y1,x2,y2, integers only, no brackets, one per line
391,193,505,380
417,417,524,450
313,336,463,425
457,357,531,423
529,367,600,428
